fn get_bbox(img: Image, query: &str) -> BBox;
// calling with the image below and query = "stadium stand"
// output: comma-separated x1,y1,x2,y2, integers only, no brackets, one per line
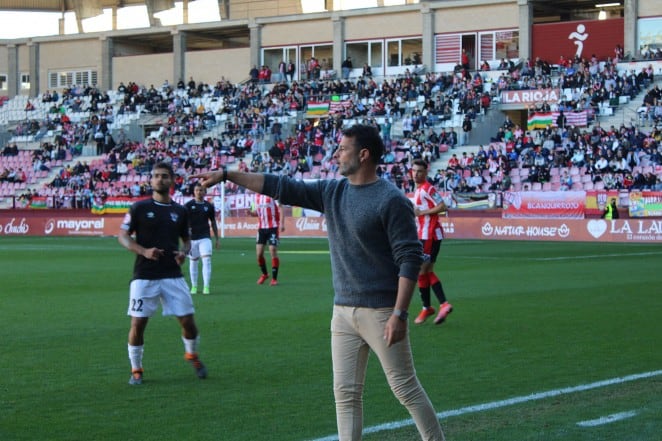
1,51,661,210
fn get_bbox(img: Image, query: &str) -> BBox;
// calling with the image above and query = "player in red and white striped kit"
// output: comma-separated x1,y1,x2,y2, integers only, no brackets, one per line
252,193,285,286
411,159,453,325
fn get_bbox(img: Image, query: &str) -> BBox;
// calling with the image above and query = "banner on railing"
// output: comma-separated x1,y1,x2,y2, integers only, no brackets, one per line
452,192,495,209
629,191,662,218
527,111,587,130
91,196,145,214
502,191,585,219
329,97,352,114
585,189,626,216
306,101,330,117
28,196,49,209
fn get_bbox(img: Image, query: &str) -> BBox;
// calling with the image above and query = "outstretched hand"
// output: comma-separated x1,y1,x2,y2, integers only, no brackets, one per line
189,170,224,188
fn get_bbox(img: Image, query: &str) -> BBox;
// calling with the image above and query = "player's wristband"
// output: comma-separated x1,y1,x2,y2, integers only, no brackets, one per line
220,165,227,182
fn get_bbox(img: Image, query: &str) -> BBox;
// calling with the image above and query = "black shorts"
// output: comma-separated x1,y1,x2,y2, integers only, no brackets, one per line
420,239,442,263
256,228,279,246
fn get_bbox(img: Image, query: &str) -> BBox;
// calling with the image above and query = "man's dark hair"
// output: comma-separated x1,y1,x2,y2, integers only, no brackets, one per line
412,159,428,169
342,124,384,164
152,161,174,178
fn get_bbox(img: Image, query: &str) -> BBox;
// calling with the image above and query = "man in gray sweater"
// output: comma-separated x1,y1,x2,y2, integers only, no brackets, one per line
193,124,444,441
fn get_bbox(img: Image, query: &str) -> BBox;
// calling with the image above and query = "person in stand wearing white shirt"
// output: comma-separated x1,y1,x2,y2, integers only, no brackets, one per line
570,149,586,167
467,170,484,192
117,162,128,176
595,155,610,172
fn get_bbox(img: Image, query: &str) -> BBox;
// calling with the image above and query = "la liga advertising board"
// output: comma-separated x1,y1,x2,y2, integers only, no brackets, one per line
2,213,661,243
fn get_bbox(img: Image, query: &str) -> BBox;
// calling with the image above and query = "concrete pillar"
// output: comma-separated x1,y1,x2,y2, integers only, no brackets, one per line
218,0,229,20
332,15,344,74
172,30,187,85
7,44,18,98
100,36,113,91
183,0,189,24
249,21,262,69
624,0,638,59
111,7,118,30
28,43,39,98
518,0,532,61
421,3,434,72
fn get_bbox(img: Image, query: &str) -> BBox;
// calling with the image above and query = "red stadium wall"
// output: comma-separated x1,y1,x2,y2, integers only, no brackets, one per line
2,212,661,243
532,18,624,62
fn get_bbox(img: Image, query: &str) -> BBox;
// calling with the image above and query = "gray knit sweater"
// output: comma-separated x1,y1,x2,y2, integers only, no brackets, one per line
262,174,423,308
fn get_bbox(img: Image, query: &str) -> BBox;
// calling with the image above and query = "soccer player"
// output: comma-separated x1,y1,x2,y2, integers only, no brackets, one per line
192,125,445,440
185,183,220,295
118,162,207,385
411,159,454,325
252,193,285,286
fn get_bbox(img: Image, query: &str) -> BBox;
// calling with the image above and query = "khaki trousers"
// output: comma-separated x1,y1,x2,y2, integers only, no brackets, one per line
331,305,444,441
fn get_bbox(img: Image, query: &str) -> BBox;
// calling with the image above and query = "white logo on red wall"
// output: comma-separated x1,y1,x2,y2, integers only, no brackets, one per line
3,217,29,235
586,220,607,238
568,24,589,58
45,219,56,235
44,218,106,235
481,221,571,238
295,217,327,232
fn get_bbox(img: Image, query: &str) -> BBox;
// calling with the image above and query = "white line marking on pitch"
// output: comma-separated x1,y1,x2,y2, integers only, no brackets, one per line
536,252,662,261
452,252,662,262
577,410,638,427
307,370,662,441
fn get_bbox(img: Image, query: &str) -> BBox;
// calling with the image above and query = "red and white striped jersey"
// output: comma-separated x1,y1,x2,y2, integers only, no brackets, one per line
413,181,444,240
254,194,280,229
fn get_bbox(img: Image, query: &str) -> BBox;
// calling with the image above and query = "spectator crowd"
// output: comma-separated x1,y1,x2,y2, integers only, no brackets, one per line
2,50,661,210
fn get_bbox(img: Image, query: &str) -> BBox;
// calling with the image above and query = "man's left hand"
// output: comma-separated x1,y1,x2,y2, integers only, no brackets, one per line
384,315,407,347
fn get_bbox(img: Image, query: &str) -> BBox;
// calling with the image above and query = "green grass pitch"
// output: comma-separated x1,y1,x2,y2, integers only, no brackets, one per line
0,237,660,441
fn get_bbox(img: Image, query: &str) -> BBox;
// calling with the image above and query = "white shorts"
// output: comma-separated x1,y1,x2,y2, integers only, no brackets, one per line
189,238,213,260
127,278,195,318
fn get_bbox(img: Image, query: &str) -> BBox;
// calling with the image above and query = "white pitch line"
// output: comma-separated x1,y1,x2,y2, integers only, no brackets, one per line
577,410,638,427
452,251,662,262
279,250,330,254
535,252,662,261
307,369,662,441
